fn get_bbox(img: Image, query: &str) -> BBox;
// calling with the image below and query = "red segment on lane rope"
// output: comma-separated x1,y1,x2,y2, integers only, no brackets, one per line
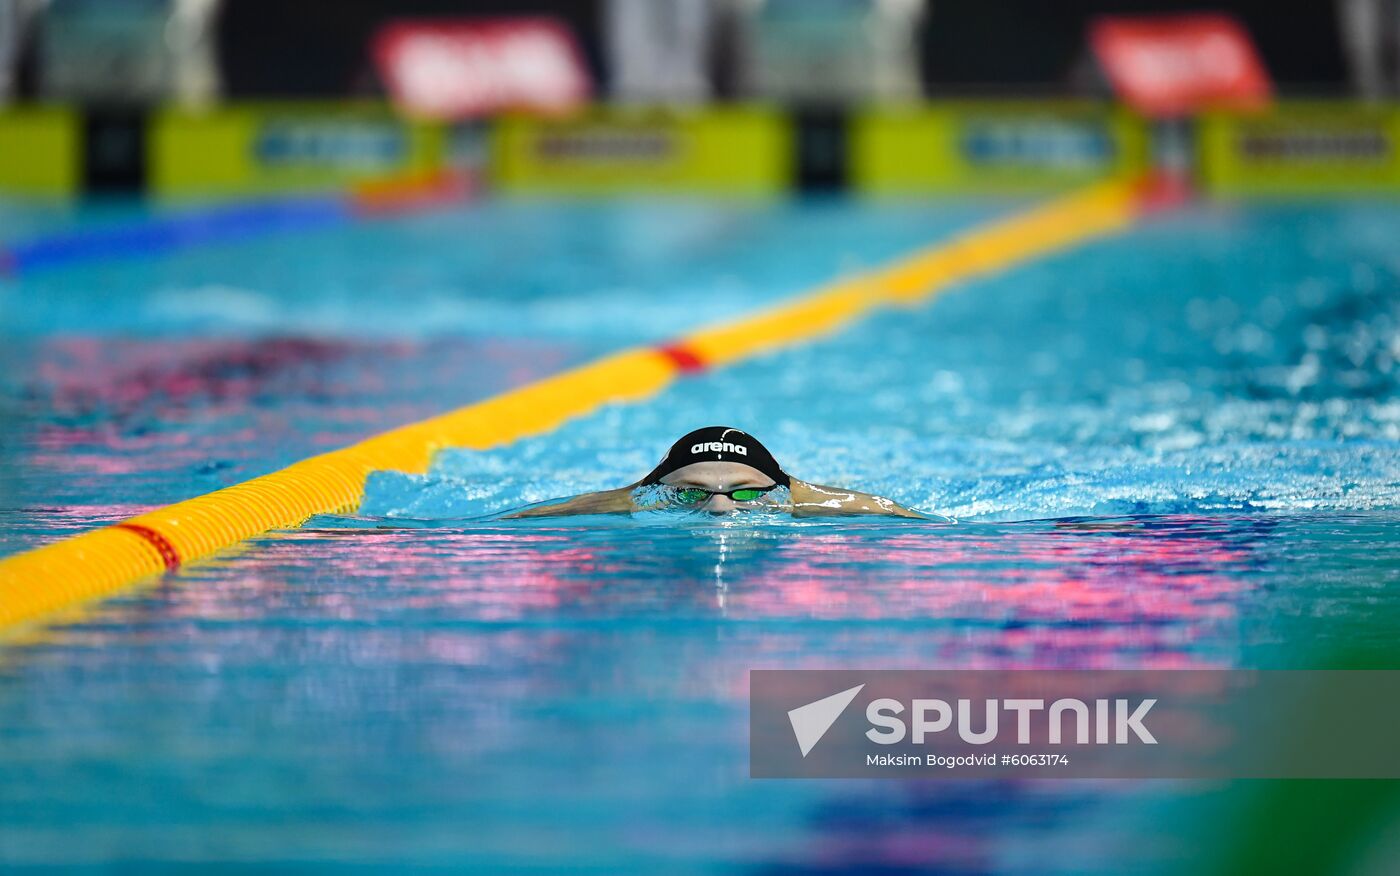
656,344,707,374
1090,14,1272,117
1133,170,1193,214
115,523,182,571
348,170,476,217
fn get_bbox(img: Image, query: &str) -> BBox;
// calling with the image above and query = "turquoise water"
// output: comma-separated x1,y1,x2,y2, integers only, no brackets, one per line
1,197,1399,872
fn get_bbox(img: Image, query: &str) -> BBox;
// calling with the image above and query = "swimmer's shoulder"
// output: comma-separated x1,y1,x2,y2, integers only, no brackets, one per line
502,485,640,519
788,478,928,519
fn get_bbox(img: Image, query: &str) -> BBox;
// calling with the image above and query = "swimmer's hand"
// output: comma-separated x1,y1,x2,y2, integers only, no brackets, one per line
501,486,640,519
788,479,929,519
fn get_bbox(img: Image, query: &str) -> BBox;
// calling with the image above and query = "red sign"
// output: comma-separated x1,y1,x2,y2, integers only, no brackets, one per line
373,18,591,119
1089,14,1271,117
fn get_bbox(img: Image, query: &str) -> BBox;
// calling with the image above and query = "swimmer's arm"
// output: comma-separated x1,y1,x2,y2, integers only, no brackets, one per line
501,486,640,518
788,479,929,519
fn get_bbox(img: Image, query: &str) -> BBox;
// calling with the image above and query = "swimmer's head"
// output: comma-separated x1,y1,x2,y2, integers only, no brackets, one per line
641,426,789,513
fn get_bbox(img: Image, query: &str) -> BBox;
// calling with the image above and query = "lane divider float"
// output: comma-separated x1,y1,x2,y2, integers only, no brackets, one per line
0,171,473,276
0,177,1150,631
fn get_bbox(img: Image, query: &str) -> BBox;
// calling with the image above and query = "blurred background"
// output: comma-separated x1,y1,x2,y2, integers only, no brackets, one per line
0,0,1396,198
3,2,1400,875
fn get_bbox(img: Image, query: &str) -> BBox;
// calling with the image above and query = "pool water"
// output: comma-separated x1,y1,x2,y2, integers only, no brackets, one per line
1,196,1398,873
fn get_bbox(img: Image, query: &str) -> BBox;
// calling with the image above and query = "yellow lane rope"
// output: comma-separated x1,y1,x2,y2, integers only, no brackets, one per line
0,178,1143,631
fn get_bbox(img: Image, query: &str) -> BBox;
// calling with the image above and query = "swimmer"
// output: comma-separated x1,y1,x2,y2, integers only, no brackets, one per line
505,426,927,519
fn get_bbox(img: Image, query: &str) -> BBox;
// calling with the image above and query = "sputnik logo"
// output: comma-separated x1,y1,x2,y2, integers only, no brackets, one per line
787,684,864,757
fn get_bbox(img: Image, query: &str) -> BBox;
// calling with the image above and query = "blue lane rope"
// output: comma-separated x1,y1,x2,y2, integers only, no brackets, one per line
1,197,348,275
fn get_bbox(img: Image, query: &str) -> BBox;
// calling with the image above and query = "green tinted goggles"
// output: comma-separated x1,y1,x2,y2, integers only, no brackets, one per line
672,485,778,505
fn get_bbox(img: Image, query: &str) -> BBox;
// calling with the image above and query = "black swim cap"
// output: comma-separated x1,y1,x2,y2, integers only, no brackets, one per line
641,426,790,487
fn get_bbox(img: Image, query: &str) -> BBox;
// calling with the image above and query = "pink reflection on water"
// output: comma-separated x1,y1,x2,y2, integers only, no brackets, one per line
37,336,361,412
16,502,156,523
160,529,614,623
2,503,158,557
734,527,1247,624
141,517,1261,671
15,335,578,481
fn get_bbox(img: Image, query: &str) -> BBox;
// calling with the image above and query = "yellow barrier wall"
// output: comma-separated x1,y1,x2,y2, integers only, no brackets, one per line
490,106,792,195
1198,102,1400,194
150,103,447,198
853,102,1148,194
20,101,1400,200
0,107,81,198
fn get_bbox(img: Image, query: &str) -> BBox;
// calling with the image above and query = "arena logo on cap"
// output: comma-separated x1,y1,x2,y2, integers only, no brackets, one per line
692,441,748,455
